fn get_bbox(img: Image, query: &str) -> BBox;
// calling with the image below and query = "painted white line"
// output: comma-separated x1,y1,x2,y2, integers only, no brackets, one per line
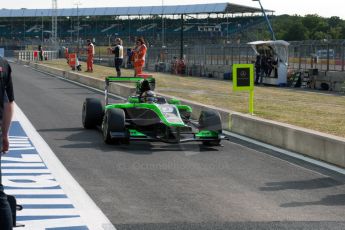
14,103,116,230
8,147,36,151
17,198,72,205
2,169,50,174
16,217,87,230
224,130,345,175
9,136,29,139
10,144,33,147
18,209,79,216
10,140,31,143
2,163,46,167
2,154,42,162
5,189,65,195
4,175,59,188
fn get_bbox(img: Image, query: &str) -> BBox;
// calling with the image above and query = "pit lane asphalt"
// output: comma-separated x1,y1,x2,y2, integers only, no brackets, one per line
12,62,345,230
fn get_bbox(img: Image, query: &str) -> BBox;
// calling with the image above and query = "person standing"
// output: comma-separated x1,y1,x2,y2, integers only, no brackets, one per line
266,55,273,77
171,56,178,74
132,38,147,76
86,39,95,72
259,54,267,85
111,38,124,77
0,57,15,230
254,55,261,85
38,45,43,61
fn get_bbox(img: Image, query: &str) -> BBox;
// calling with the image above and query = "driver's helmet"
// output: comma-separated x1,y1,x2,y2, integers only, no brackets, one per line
143,90,156,103
136,79,151,95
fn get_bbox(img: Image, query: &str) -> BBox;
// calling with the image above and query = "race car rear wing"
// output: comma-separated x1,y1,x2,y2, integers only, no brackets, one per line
104,76,156,105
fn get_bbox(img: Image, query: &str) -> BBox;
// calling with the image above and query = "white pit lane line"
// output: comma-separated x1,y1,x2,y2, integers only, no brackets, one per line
3,103,116,230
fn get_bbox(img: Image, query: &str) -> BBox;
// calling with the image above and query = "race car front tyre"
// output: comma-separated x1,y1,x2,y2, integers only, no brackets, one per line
82,98,103,129
199,110,222,146
102,108,128,144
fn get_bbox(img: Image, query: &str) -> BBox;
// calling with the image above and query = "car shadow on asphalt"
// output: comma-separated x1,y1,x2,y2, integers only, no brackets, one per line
280,194,345,208
260,177,344,191
37,127,220,154
260,178,345,208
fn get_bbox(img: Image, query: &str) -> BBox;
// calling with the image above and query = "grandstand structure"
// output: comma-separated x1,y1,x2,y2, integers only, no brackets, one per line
0,2,273,51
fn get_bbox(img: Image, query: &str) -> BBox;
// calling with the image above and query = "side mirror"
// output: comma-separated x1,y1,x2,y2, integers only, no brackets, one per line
168,98,180,105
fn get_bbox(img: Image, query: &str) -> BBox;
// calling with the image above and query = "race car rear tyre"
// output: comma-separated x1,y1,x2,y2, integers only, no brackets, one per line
102,108,128,144
199,110,222,146
82,98,103,129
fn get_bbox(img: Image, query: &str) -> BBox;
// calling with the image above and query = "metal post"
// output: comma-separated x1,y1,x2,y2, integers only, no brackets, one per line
326,43,330,71
249,90,254,115
74,1,82,54
41,12,44,45
128,15,131,44
231,47,234,65
52,0,58,46
298,45,302,70
253,0,276,40
161,0,165,48
77,4,80,54
180,14,184,59
67,16,73,43
23,17,26,50
340,42,345,71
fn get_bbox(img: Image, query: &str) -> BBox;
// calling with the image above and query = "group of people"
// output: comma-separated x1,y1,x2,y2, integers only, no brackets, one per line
109,37,147,77
63,37,147,77
254,53,278,85
170,56,186,75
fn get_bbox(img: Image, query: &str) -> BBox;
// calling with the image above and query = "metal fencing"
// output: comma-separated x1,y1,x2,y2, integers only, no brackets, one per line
9,39,342,77
288,41,345,72
145,40,345,76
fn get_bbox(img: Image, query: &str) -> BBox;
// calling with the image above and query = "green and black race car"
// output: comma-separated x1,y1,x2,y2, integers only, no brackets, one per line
82,76,225,146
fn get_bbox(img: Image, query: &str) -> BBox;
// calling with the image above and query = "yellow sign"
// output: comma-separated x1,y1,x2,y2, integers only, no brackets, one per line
232,64,254,91
232,64,255,115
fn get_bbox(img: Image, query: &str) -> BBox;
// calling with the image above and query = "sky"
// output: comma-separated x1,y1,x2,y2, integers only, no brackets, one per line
1,0,344,19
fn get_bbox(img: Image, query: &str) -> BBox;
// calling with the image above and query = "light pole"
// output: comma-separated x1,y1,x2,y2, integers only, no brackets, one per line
23,17,26,49
77,4,80,54
41,12,44,45
107,34,112,47
74,1,82,54
252,0,276,40
161,0,165,48
66,16,73,43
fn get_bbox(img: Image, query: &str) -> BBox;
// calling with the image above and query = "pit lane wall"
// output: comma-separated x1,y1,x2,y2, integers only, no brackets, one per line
22,61,345,168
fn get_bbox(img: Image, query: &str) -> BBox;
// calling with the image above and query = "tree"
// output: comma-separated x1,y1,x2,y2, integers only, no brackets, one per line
268,14,345,41
328,16,342,28
283,21,308,41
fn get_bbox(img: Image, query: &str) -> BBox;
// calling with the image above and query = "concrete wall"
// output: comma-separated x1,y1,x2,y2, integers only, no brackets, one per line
230,114,345,167
23,61,345,168
312,70,345,92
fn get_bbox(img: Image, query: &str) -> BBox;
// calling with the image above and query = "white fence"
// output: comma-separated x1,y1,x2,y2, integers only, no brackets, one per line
15,50,59,61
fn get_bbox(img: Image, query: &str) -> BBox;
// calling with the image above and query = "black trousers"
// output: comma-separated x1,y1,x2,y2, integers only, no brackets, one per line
115,58,123,72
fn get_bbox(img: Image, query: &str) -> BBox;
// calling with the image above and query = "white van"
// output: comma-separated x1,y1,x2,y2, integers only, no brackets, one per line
316,49,335,59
